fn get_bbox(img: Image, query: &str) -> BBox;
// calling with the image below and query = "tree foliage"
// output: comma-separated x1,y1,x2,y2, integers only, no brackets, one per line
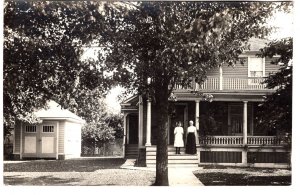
256,38,293,135
100,1,291,185
3,1,113,128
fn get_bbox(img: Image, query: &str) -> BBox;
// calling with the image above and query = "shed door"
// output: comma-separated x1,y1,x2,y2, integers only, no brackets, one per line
39,122,57,158
23,122,57,158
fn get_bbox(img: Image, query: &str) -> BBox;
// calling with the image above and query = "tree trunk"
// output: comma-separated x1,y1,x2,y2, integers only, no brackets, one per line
154,84,169,186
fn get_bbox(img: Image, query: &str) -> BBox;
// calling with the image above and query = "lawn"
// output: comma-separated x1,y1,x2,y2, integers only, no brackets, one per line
194,167,291,186
3,158,156,186
4,158,126,172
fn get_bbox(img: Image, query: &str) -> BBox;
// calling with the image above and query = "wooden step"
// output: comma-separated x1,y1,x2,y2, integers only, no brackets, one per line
146,159,198,164
147,164,198,168
146,155,198,160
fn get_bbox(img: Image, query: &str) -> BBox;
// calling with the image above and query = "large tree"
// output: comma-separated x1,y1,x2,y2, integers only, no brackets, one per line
256,38,293,136
3,1,113,128
101,1,291,185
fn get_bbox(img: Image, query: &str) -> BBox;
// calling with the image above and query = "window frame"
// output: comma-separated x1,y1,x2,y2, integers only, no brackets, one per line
247,56,265,78
42,125,55,133
25,125,37,133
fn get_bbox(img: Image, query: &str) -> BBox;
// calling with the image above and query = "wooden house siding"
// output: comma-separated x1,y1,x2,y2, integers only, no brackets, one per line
14,120,21,153
206,67,219,77
58,121,65,154
223,58,248,77
265,57,280,76
205,57,279,78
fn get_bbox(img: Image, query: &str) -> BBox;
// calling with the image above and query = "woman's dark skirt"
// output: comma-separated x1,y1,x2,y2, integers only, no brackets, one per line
185,133,196,154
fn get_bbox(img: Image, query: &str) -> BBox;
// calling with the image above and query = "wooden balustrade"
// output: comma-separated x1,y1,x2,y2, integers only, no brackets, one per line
199,136,243,145
247,136,281,145
199,136,282,146
173,77,268,91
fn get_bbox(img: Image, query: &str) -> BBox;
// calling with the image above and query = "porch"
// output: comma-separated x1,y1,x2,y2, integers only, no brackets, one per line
121,96,290,168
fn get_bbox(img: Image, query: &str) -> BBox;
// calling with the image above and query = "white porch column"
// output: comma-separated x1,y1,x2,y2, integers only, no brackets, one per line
138,96,144,147
242,101,248,165
122,113,128,158
195,100,200,146
145,99,152,146
219,66,223,90
243,101,248,145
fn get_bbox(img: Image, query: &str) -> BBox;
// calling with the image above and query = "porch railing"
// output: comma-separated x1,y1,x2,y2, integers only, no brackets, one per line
199,136,243,145
199,136,283,146
247,136,281,145
173,76,269,91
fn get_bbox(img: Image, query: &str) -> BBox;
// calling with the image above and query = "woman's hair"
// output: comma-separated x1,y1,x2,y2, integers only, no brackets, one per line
177,121,182,126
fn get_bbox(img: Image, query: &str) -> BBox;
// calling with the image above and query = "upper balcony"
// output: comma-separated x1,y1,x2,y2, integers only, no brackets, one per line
173,76,273,92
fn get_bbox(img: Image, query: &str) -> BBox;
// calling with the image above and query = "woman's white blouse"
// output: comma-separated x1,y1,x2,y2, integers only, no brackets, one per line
187,126,196,133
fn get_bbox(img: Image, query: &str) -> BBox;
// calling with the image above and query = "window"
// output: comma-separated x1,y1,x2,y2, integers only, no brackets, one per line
43,126,54,133
25,125,36,133
248,57,265,77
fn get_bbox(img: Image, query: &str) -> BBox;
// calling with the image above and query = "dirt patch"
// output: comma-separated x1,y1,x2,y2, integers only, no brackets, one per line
194,168,291,186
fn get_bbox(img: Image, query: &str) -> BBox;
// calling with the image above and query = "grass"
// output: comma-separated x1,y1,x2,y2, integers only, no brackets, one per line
4,158,126,172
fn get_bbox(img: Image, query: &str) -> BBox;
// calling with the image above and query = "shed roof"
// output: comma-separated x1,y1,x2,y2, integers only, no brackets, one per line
34,101,85,123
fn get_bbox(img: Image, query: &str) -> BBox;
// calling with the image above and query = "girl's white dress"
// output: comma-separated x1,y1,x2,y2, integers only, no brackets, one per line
174,127,184,147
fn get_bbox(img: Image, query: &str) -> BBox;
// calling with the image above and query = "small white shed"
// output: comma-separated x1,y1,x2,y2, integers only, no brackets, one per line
13,101,85,160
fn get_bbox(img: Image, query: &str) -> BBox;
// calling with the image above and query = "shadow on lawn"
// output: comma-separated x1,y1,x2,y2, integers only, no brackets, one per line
194,173,291,186
4,175,81,186
4,158,126,172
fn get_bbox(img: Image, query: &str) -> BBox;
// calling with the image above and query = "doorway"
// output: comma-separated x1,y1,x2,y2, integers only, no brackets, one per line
22,122,57,158
128,114,139,144
169,104,188,145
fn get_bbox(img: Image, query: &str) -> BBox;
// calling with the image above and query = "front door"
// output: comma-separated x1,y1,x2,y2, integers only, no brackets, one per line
169,105,187,145
23,122,57,158
128,114,138,144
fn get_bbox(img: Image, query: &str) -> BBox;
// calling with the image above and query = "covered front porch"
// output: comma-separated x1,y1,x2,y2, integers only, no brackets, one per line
121,94,291,168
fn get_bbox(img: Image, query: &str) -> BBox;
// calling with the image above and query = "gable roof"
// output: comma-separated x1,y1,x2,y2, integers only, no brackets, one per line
34,100,85,123
246,38,269,51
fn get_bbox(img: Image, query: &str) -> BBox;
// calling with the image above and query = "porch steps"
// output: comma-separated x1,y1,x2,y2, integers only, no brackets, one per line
146,146,198,167
125,144,139,158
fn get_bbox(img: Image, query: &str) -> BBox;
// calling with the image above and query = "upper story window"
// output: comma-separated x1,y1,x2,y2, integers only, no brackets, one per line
248,57,265,77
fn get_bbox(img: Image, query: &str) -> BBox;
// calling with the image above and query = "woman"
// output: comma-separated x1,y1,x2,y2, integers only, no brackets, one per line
186,120,196,154
174,121,184,154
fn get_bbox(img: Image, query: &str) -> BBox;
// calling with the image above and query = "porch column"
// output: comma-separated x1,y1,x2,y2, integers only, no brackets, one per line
145,99,152,146
242,101,248,165
138,95,144,147
219,66,223,90
195,100,200,146
123,113,128,158
243,101,248,145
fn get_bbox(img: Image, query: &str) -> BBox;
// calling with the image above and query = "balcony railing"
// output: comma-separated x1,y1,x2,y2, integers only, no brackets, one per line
174,76,269,91
199,136,283,146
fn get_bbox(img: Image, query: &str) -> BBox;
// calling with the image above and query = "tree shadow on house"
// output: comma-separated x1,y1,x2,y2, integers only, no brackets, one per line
4,158,126,172
4,175,81,186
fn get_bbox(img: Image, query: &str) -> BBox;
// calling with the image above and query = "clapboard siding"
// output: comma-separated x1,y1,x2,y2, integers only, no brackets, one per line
58,121,65,153
206,67,219,77
265,57,280,75
223,57,248,77
14,120,21,153
206,57,279,78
